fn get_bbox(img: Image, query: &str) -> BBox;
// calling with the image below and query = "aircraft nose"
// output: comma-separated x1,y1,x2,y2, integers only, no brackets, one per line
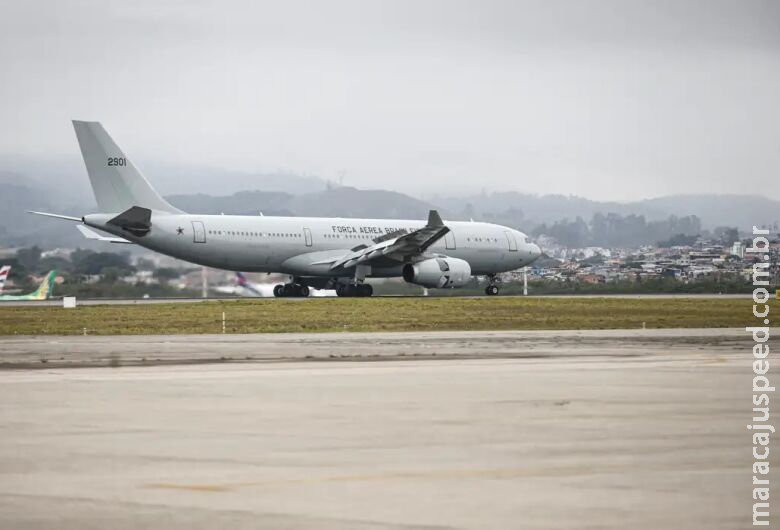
530,243,542,260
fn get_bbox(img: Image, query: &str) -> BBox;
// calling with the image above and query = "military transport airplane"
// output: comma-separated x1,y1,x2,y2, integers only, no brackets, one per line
31,121,541,297
0,271,57,301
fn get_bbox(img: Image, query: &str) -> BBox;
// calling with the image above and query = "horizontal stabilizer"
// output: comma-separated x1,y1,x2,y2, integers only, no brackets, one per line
27,211,82,222
77,225,133,244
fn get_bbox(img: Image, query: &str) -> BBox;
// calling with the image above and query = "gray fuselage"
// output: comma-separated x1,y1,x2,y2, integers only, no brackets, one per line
85,212,539,278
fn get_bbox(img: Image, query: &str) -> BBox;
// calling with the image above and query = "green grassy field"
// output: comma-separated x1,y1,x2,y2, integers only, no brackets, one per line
0,297,771,336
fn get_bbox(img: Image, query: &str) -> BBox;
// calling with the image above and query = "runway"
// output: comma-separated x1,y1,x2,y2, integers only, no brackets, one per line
0,292,753,307
0,329,757,528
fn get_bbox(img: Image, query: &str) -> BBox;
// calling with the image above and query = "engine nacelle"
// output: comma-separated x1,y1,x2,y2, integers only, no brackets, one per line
402,257,472,289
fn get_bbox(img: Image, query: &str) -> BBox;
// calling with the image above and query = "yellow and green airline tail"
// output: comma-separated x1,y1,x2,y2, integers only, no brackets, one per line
0,271,57,301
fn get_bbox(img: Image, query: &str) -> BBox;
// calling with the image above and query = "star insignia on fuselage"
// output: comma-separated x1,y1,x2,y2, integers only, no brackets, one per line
176,227,184,235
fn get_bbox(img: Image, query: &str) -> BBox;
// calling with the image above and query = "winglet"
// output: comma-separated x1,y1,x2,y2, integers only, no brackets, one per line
427,209,444,227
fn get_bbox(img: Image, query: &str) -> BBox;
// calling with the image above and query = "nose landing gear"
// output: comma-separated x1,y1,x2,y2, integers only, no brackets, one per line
484,274,501,296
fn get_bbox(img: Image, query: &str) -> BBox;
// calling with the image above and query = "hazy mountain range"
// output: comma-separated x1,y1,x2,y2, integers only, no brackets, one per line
1,166,777,249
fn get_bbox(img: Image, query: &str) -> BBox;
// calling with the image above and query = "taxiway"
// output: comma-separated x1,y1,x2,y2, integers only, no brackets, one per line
0,329,757,528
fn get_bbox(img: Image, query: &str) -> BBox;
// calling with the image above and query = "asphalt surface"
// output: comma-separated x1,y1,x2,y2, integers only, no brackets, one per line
0,328,755,369
0,328,760,528
0,292,754,307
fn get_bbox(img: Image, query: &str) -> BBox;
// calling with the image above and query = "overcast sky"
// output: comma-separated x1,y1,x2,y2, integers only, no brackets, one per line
1,0,778,200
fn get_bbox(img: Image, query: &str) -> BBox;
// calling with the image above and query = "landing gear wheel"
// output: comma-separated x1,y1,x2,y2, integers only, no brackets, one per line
299,285,310,297
336,284,347,297
282,284,295,297
485,284,499,296
273,284,284,297
358,284,373,297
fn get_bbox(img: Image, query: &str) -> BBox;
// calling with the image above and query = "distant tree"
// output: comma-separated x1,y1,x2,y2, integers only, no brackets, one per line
540,217,589,247
39,255,72,273
135,257,156,271
15,246,42,271
537,212,702,248
100,267,122,283
72,251,134,276
70,248,93,267
153,267,181,284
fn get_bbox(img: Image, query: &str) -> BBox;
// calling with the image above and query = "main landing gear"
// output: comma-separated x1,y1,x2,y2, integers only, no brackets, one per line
484,274,500,296
336,283,373,297
273,283,310,297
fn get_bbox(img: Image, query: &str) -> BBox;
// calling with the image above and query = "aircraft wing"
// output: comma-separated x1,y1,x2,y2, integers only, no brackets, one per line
77,225,134,244
323,210,450,272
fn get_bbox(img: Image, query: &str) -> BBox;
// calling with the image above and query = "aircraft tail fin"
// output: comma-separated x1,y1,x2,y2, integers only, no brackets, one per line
30,271,57,300
72,121,182,214
0,265,10,294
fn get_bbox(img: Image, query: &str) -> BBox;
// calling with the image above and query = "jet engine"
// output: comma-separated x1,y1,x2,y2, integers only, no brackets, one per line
402,257,472,288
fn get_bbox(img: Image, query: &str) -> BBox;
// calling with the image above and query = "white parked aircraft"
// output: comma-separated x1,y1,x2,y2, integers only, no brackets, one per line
31,121,541,297
214,272,336,298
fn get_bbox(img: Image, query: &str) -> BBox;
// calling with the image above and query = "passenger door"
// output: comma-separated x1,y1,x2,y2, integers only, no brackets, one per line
303,227,313,247
503,231,517,251
445,231,456,250
192,221,206,243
